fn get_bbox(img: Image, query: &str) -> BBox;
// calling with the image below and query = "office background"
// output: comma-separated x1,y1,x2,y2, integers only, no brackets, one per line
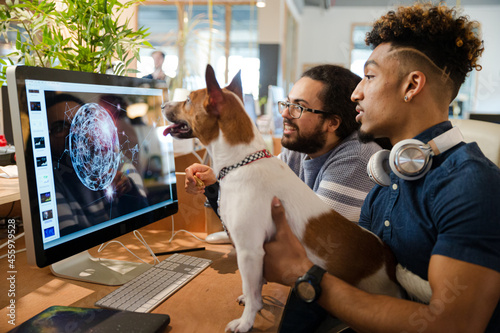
2,0,499,119
127,0,500,117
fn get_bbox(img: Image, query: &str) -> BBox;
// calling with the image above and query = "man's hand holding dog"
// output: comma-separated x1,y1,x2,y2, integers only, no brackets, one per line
185,163,217,195
264,197,314,287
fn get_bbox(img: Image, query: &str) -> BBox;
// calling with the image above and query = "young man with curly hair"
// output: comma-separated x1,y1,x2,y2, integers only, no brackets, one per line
264,4,500,332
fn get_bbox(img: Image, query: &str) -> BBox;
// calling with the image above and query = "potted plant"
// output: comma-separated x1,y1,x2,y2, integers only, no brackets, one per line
0,0,152,84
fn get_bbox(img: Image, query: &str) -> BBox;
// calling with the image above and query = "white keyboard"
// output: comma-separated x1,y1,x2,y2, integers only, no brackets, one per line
95,253,212,313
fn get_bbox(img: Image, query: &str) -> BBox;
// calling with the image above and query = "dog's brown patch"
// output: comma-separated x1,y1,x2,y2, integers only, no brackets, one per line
302,211,396,285
189,89,221,145
204,65,254,146
216,91,254,146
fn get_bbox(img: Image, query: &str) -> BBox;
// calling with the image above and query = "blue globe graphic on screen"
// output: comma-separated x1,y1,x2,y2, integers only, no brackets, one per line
69,103,120,191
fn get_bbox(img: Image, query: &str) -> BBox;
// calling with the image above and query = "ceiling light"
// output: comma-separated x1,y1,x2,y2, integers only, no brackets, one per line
256,0,266,8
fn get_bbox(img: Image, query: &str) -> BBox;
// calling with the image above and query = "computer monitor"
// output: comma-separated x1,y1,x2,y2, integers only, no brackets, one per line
468,113,500,124
266,85,285,135
7,66,178,285
243,93,258,124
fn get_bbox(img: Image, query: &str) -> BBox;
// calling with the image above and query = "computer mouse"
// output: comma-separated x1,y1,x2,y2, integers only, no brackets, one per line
205,231,231,244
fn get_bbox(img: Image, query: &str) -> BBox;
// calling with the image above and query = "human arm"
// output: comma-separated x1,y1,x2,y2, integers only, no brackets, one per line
263,198,500,333
184,163,217,195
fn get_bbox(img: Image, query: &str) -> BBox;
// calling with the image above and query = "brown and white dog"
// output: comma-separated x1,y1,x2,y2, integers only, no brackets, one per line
163,65,402,332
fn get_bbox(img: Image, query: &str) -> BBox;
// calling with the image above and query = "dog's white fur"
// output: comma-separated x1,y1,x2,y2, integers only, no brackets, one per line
396,264,432,303
163,66,404,332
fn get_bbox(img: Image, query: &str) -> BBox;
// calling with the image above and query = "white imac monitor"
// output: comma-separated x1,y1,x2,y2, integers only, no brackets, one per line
243,93,258,124
266,85,285,135
7,66,178,285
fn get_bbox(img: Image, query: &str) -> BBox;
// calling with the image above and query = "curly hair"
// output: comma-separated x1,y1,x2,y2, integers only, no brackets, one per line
366,3,484,98
301,65,361,140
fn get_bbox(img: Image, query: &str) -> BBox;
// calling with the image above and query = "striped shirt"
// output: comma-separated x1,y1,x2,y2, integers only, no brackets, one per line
279,131,381,222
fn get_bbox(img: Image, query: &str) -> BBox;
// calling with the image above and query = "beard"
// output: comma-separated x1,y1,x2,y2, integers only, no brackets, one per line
358,129,376,143
281,120,327,155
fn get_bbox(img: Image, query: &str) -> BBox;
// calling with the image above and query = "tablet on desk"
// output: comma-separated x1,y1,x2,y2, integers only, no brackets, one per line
8,305,170,333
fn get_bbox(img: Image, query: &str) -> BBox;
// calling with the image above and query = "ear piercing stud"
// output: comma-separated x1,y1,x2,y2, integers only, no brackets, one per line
404,95,409,102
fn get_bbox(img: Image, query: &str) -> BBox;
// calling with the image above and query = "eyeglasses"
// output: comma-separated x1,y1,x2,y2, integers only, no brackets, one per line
277,101,330,119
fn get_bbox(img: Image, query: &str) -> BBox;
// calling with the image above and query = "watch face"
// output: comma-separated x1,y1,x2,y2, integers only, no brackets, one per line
297,281,316,301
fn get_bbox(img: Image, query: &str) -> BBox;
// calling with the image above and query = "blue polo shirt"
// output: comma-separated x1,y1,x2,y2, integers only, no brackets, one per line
359,121,500,332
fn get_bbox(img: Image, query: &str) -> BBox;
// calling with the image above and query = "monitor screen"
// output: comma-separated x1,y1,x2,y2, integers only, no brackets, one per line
7,66,178,283
243,94,258,124
468,113,500,124
266,85,285,135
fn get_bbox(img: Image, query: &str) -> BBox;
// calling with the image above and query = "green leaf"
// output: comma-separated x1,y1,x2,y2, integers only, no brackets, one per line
15,30,21,49
0,0,150,76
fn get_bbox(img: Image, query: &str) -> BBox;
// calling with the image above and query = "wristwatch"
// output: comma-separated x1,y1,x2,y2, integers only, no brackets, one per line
294,265,327,303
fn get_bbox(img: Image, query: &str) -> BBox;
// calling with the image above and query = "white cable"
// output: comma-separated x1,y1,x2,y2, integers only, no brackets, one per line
191,149,204,164
0,232,25,249
97,230,160,265
168,215,207,243
133,230,161,265
166,174,208,243
0,248,26,260
0,223,25,261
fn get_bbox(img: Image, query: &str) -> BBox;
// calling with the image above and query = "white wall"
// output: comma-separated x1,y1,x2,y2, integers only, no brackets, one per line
465,6,500,112
299,6,387,68
297,5,500,113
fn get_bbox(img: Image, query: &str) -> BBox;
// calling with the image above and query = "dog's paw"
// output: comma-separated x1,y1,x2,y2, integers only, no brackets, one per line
236,294,245,305
225,318,253,332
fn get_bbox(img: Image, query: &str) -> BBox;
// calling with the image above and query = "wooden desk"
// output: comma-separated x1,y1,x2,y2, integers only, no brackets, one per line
0,177,20,205
0,229,289,332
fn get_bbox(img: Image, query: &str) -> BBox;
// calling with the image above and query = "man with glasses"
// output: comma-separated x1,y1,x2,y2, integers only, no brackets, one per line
275,65,381,223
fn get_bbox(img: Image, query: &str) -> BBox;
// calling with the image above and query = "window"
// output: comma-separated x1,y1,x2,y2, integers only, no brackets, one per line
229,5,259,98
137,6,180,80
137,3,259,97
349,24,371,79
283,4,298,94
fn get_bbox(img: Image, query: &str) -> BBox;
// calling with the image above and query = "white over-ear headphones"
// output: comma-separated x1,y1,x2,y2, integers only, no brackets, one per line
367,127,464,186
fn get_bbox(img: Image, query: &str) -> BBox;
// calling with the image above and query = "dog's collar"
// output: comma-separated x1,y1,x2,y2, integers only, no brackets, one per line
218,149,272,181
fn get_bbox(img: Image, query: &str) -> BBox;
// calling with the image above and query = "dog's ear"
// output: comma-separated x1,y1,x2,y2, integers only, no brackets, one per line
205,64,223,116
226,70,243,103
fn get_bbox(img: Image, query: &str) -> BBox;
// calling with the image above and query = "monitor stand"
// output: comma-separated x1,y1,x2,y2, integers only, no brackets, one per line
50,250,152,286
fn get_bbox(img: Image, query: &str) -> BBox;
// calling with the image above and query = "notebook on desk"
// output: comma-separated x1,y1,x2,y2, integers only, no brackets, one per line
8,305,170,333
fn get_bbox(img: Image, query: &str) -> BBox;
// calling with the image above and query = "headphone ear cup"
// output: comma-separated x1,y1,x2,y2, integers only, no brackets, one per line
367,150,391,186
389,139,432,181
